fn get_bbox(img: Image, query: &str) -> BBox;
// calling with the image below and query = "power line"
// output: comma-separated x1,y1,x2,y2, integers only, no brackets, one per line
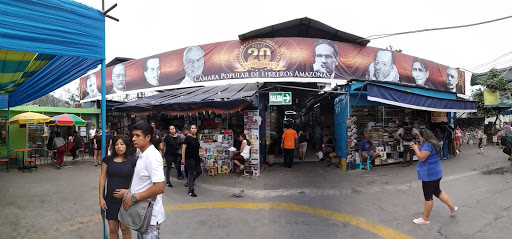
365,14,512,41
469,51,512,71
472,59,512,73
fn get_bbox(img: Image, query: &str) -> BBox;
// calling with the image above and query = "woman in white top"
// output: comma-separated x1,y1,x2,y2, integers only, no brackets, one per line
231,133,251,170
53,132,66,169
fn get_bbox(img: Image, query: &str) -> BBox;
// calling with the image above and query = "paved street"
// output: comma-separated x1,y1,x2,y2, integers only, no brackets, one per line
1,144,511,239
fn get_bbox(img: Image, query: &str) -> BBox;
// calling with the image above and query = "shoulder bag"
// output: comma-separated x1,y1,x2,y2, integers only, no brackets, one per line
503,144,512,156
117,163,156,233
118,192,156,233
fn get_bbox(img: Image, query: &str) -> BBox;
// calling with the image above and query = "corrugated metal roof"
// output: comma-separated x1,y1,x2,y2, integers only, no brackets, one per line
238,17,370,46
115,83,257,111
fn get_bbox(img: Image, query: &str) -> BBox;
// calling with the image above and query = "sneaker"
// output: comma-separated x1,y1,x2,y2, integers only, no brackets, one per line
451,206,458,217
184,182,188,187
188,191,197,197
166,182,173,188
413,217,430,225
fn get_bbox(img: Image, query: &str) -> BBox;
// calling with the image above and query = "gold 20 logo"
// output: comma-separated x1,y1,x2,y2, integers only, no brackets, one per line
236,39,285,71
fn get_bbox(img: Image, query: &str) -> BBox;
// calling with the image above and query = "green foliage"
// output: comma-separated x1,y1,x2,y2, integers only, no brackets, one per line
470,68,512,120
25,93,67,107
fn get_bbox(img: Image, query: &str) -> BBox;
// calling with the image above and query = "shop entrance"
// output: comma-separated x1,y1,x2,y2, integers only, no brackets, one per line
260,82,337,167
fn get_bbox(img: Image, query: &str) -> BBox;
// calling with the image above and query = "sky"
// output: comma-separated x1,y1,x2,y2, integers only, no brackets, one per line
59,0,512,99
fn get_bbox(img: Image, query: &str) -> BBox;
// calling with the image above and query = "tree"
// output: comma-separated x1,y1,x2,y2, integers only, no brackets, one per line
25,93,67,107
470,68,512,125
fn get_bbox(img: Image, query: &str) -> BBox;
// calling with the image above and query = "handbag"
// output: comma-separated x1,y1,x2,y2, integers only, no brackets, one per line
118,192,156,233
117,164,157,233
503,145,512,156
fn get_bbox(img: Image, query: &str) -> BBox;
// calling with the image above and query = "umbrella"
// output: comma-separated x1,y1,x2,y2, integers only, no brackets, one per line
46,113,86,126
7,112,51,126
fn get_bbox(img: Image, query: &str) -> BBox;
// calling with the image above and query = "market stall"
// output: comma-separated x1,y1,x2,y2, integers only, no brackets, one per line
338,81,477,168
115,83,262,176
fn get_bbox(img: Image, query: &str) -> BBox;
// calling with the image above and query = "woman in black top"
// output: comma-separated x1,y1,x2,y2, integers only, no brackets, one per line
94,129,102,166
99,135,137,239
163,125,180,187
181,125,201,197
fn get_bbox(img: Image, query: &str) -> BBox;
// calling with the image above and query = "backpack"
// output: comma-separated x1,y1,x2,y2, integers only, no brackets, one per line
299,132,308,143
403,127,414,142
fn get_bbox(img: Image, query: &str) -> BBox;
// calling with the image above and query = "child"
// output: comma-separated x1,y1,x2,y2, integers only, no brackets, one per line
478,138,484,154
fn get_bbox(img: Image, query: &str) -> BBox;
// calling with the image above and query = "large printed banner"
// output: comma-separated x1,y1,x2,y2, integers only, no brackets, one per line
483,90,512,107
80,37,465,100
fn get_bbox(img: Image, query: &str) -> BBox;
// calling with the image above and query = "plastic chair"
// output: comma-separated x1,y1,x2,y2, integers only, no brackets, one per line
359,156,371,171
29,149,41,165
0,158,9,172
24,149,37,173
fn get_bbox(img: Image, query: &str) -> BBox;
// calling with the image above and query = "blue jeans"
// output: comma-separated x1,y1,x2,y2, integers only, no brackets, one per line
442,139,449,158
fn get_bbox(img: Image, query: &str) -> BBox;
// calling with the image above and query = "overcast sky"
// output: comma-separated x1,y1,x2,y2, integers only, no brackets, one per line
62,0,512,98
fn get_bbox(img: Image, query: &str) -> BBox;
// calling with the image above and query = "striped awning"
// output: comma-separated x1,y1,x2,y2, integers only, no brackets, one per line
0,50,55,94
0,0,105,108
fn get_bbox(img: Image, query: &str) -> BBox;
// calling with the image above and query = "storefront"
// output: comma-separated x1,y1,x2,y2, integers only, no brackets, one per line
335,81,476,167
114,83,263,175
0,106,100,156
80,18,477,174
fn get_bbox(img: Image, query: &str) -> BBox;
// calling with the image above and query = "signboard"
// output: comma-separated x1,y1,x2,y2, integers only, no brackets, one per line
484,90,512,107
431,112,447,123
269,92,292,105
80,37,466,101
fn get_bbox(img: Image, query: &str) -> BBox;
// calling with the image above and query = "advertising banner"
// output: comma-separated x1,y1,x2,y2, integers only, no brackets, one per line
484,90,512,107
80,37,466,101
431,112,448,123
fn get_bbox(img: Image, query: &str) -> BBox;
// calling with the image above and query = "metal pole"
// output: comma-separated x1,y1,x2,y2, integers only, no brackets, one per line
7,102,10,164
100,59,107,239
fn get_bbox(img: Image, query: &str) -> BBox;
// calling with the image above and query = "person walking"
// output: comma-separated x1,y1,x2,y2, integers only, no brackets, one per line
105,127,112,156
99,135,137,239
315,123,323,152
94,129,102,166
89,124,96,157
181,125,201,197
442,123,451,160
47,131,56,161
178,128,189,180
122,121,165,238
396,122,419,167
298,128,309,161
163,125,180,187
410,129,457,225
281,124,298,168
454,126,462,154
53,132,66,169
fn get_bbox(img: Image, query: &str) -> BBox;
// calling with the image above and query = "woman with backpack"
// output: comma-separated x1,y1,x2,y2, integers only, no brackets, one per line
298,128,309,160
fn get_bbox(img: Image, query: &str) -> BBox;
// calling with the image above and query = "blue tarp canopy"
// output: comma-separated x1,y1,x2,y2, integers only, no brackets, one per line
0,0,105,108
365,83,477,112
505,108,512,115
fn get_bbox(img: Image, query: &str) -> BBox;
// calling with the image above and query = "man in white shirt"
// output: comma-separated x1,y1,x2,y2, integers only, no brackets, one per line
89,124,96,157
122,121,165,238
